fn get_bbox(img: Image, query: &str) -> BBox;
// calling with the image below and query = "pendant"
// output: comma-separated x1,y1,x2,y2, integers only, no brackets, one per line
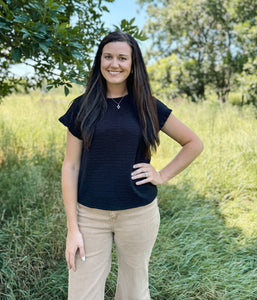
117,105,120,109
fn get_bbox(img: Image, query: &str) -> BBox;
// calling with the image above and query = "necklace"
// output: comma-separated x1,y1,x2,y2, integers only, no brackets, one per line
110,95,125,109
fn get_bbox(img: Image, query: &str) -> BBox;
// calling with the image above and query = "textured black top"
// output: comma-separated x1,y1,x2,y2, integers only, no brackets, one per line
59,93,172,210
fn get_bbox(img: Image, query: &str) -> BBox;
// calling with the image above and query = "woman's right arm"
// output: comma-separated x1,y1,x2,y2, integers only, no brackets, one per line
61,130,85,272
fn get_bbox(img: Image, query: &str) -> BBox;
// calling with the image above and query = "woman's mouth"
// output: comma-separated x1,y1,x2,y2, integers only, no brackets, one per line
108,71,121,75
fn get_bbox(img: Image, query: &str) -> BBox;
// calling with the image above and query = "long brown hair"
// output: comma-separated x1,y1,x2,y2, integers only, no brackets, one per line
76,31,160,158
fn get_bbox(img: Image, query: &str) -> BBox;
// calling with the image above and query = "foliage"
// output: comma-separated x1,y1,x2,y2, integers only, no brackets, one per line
1,92,257,298
0,0,112,98
233,2,257,105
234,58,257,106
139,0,257,103
148,54,207,102
0,0,147,100
114,18,148,41
147,54,180,100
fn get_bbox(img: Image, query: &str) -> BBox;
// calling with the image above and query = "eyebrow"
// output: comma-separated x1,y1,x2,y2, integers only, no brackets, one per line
103,52,129,57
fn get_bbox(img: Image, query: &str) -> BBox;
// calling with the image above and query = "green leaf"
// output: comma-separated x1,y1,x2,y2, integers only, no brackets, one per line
13,15,29,24
20,45,31,58
50,11,58,23
64,85,70,96
56,22,68,33
47,2,59,9
21,28,30,39
129,17,135,25
71,50,83,59
28,3,41,10
11,48,21,62
121,19,126,28
101,5,109,12
22,33,30,39
56,5,66,12
70,41,84,49
36,23,47,34
59,63,66,71
0,22,11,30
39,43,49,54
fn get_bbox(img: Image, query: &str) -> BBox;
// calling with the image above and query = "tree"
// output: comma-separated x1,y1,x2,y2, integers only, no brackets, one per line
232,0,257,105
147,54,202,101
0,0,146,99
236,59,257,106
138,0,257,102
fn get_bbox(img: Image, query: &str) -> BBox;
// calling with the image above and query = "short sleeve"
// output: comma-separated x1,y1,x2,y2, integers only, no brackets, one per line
156,99,172,129
58,95,83,139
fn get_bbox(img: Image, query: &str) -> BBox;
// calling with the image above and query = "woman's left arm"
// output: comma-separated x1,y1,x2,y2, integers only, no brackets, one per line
132,113,204,185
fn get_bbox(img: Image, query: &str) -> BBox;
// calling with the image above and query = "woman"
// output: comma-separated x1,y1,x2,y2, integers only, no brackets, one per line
59,31,203,300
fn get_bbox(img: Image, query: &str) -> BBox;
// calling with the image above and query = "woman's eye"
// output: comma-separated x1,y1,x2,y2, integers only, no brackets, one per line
105,56,111,59
120,57,126,61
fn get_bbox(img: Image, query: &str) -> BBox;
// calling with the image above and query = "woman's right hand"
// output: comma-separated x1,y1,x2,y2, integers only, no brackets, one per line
65,229,86,272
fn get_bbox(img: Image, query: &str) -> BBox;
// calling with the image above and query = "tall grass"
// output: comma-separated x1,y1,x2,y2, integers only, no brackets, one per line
0,93,257,299
0,91,76,299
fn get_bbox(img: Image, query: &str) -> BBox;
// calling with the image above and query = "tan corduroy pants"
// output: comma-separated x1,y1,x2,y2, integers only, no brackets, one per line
68,198,160,300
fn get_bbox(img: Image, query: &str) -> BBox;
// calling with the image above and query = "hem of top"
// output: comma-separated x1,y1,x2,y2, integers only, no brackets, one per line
77,198,157,211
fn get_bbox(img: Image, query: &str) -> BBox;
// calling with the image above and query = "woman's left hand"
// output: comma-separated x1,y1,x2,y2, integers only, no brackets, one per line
131,163,164,186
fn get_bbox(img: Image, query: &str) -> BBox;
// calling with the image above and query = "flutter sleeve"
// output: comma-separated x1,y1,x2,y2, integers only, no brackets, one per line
156,99,172,129
58,95,83,139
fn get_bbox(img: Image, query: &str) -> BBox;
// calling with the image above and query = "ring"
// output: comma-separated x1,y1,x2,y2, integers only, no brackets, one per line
145,172,148,177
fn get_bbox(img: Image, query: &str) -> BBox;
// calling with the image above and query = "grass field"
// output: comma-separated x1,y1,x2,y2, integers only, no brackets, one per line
0,91,257,299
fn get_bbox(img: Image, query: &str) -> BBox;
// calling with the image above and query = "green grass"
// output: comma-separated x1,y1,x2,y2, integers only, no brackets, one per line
0,92,257,299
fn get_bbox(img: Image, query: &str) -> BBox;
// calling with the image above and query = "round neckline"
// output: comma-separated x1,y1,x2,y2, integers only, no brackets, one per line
106,94,129,100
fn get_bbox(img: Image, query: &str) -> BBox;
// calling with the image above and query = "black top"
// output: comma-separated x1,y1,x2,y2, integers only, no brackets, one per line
59,93,172,210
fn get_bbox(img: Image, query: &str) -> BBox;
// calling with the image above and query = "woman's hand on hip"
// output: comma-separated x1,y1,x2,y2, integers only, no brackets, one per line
65,229,85,272
131,163,164,186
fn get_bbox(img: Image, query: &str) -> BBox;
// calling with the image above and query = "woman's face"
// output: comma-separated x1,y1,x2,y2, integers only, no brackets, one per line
100,41,132,90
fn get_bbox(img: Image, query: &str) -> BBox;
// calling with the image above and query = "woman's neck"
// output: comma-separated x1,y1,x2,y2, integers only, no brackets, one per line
106,84,128,98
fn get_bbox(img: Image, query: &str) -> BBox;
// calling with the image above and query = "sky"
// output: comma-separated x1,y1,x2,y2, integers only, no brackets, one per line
11,0,149,77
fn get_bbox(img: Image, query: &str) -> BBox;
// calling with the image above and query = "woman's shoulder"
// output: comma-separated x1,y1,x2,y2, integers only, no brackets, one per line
154,97,172,113
153,97,173,129
70,94,84,109
62,94,84,118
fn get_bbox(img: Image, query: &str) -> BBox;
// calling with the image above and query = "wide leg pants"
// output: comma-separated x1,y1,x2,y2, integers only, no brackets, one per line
68,198,160,300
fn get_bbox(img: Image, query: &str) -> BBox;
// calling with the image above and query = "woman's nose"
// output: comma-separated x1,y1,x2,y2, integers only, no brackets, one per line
110,58,119,67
